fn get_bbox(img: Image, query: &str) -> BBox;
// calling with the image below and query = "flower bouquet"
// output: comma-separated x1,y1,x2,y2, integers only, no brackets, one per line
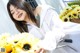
0,32,40,53
59,5,80,23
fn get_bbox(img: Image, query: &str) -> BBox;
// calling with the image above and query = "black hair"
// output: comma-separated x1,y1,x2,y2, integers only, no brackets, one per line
7,0,38,33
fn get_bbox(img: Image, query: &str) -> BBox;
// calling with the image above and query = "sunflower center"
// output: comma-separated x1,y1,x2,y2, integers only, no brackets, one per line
23,44,31,50
73,14,77,16
8,50,12,53
14,41,18,43
64,18,68,22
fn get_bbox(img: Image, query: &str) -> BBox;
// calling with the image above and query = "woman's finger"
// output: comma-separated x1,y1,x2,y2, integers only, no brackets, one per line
35,48,42,53
41,48,46,53
35,48,46,53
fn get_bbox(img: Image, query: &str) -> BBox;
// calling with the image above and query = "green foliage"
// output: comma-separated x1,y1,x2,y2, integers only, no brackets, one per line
68,1,80,6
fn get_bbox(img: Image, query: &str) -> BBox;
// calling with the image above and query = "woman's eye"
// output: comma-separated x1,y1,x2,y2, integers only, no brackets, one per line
11,12,14,15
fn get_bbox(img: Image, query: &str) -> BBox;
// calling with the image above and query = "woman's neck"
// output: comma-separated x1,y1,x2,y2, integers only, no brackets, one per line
33,6,42,27
34,5,42,17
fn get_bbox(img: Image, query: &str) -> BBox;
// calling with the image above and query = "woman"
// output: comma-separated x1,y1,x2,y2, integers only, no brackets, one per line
7,0,68,53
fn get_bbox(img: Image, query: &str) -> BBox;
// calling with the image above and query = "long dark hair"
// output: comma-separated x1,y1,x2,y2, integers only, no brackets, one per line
7,0,38,33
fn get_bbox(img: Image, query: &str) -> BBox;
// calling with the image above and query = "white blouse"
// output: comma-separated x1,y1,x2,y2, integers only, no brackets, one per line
27,4,80,52
26,4,64,52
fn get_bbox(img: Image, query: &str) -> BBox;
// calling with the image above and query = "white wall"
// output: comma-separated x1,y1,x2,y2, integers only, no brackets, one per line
0,0,19,35
36,0,63,14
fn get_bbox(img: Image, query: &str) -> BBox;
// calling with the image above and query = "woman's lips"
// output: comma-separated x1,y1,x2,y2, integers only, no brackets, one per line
18,13,23,18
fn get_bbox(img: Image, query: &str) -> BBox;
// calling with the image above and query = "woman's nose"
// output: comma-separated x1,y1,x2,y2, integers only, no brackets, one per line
15,10,19,15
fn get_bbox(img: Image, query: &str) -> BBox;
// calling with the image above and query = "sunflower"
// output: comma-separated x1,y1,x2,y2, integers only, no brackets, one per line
12,33,40,53
0,33,15,53
0,33,40,53
60,5,80,23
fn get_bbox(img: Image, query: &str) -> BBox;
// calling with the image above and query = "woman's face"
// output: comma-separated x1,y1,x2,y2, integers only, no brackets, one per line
10,5,28,21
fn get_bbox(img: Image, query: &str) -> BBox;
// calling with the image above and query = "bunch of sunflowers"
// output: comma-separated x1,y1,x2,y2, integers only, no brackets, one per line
0,33,40,53
59,5,80,23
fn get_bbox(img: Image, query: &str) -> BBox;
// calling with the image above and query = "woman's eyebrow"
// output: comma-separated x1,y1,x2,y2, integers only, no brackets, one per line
10,6,15,13
10,10,13,13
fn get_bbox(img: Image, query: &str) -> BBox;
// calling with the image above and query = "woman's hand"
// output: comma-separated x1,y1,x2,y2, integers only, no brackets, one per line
35,48,46,53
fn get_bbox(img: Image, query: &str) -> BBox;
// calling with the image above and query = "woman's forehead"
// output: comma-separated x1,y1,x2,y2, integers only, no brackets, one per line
10,5,17,11
10,5,15,10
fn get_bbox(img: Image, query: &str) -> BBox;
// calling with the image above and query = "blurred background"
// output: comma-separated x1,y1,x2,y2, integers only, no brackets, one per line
0,0,19,35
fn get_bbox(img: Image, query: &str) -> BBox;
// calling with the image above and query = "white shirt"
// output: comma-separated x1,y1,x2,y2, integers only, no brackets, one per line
26,4,64,52
27,4,80,52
